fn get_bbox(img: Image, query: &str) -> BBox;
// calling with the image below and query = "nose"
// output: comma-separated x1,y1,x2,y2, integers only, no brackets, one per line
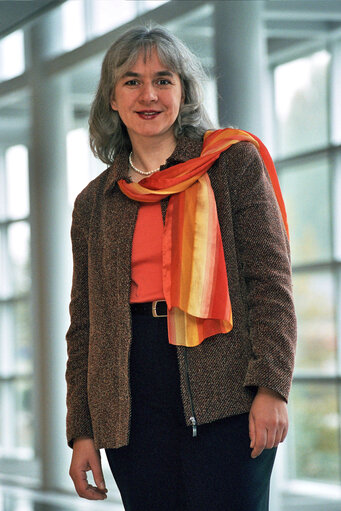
138,83,158,103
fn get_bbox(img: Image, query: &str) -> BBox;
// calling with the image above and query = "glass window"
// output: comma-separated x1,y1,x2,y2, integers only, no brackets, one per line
279,156,331,265
0,227,11,299
90,0,137,37
0,383,15,456
0,379,34,457
140,0,168,11
14,300,33,376
67,128,93,207
0,303,15,376
274,51,330,157
0,142,33,459
288,383,340,484
89,0,168,37
292,271,336,375
0,31,25,81
8,222,31,295
14,378,34,452
0,301,32,377
5,145,29,221
62,0,86,52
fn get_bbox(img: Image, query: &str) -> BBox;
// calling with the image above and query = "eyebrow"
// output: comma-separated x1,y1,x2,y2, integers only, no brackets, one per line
121,70,174,79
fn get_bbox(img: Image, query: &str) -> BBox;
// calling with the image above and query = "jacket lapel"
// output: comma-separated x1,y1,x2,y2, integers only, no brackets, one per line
100,151,139,303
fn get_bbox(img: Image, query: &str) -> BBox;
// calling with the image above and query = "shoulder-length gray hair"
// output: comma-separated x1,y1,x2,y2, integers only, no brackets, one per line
89,24,213,164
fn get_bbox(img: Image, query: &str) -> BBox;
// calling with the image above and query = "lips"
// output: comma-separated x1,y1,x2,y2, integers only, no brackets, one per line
136,111,161,120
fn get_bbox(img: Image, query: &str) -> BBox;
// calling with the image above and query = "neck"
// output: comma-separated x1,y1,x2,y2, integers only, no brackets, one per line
129,132,177,172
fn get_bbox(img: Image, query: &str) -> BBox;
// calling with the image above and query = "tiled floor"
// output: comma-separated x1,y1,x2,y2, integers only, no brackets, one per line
2,484,341,511
0,485,124,511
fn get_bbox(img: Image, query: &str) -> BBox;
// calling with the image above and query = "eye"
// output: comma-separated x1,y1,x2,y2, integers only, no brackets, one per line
125,79,139,86
157,79,171,86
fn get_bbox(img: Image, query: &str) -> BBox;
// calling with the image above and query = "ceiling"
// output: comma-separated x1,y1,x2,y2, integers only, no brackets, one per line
1,0,341,143
1,0,341,55
0,0,65,38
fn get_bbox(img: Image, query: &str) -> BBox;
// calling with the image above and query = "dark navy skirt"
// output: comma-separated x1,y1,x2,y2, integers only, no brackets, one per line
105,307,276,511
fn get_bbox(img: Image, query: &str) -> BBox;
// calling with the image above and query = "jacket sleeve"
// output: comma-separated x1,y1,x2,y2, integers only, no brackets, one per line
227,142,297,402
65,194,93,448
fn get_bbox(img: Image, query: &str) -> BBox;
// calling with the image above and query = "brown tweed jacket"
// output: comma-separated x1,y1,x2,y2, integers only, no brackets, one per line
65,136,297,450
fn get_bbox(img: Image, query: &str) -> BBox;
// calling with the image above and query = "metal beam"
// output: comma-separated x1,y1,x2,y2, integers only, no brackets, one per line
268,24,341,64
44,1,207,77
0,73,29,103
266,19,331,39
0,0,65,38
265,0,341,22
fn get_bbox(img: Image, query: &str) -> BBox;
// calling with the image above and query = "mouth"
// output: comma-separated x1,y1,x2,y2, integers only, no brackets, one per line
136,111,161,120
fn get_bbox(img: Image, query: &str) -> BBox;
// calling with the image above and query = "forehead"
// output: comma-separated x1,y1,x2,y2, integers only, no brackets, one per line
117,47,176,79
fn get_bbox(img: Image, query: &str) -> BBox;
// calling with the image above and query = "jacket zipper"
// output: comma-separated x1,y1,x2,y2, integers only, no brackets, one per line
183,348,198,437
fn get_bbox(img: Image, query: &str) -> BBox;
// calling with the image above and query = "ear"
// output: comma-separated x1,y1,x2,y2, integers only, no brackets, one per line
110,97,118,111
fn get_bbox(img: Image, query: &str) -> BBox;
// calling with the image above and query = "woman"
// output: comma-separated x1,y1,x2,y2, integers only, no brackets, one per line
66,25,296,511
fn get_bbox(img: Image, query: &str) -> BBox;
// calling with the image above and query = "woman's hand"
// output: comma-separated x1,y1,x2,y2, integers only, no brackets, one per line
69,437,108,500
248,387,288,459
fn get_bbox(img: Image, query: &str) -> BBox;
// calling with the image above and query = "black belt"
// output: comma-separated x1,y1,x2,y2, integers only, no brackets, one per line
130,300,168,318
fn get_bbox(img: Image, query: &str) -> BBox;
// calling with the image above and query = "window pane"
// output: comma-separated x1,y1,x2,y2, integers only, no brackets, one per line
67,128,92,207
275,51,330,157
0,301,32,377
288,383,340,483
0,227,10,298
0,383,14,454
91,0,137,37
62,0,86,51
8,221,31,295
0,380,34,456
0,303,15,376
293,272,336,375
138,0,169,14
280,157,331,265
5,145,29,220
14,300,33,375
0,30,25,81
14,378,34,451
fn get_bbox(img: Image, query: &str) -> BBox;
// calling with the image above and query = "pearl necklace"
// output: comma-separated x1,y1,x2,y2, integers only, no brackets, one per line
129,152,160,176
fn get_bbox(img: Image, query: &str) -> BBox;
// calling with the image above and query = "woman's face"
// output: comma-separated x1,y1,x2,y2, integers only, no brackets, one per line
110,49,183,145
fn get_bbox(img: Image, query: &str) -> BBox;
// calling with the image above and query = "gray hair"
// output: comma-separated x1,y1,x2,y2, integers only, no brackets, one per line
89,25,214,164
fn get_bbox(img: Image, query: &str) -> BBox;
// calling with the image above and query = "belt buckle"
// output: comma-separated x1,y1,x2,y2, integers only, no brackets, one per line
152,300,167,318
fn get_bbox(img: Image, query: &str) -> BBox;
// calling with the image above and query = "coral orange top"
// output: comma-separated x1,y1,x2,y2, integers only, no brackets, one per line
130,202,165,303
120,128,289,347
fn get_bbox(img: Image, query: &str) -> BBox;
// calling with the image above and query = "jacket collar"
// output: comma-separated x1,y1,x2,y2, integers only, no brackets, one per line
103,135,204,195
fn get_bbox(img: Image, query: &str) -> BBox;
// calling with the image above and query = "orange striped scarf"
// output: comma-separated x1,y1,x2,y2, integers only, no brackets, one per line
118,128,288,347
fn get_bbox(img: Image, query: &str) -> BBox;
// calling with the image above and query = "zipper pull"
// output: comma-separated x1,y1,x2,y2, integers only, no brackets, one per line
189,416,197,437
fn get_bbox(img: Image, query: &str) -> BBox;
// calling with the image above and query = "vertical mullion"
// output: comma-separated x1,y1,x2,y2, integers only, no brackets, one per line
334,150,341,371
337,268,341,484
330,36,341,484
83,0,93,40
333,149,341,263
335,154,341,483
329,40,341,146
0,148,6,219
329,150,335,264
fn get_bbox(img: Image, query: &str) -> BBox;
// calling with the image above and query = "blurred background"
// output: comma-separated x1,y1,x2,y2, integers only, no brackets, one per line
0,0,341,510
